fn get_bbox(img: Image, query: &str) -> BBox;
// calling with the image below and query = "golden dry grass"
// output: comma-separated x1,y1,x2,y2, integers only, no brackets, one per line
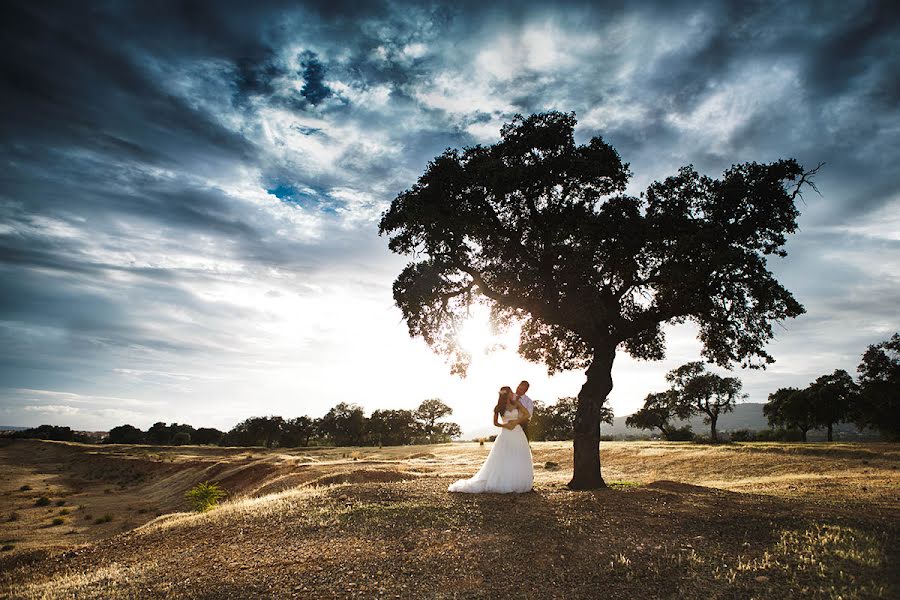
0,438,897,599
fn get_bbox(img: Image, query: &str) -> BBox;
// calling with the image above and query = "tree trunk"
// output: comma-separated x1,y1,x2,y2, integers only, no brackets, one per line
568,344,616,490
709,414,718,442
801,428,808,442
827,423,833,442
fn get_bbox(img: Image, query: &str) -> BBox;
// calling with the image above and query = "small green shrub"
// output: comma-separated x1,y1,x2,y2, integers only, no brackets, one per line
55,500,66,507
59,509,70,516
185,481,227,513
94,514,113,524
51,517,65,526
19,485,32,491
1,544,13,552
34,496,51,507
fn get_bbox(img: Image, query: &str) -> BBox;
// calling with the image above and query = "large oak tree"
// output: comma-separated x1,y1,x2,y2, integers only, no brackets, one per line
379,111,818,489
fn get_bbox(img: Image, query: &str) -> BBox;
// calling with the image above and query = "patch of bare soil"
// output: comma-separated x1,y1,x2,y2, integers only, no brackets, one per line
0,440,897,599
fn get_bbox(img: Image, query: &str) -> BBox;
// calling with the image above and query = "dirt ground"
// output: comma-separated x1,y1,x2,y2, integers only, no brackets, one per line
0,439,897,599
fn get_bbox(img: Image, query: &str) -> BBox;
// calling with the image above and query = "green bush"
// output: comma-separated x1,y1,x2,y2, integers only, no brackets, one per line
51,517,65,526
55,500,66,507
34,496,51,507
94,514,113,524
185,481,227,513
19,485,31,491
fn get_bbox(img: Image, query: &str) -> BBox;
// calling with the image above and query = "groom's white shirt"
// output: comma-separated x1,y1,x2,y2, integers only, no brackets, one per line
516,393,534,419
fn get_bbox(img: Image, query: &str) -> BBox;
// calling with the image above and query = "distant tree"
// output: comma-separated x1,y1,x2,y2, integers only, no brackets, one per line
13,424,76,442
281,416,317,447
146,422,171,445
171,431,191,446
527,399,549,440
105,424,144,444
223,416,285,448
193,427,224,445
169,423,195,444
808,369,857,441
379,110,818,488
368,409,418,446
540,397,611,441
626,391,679,439
413,399,455,443
319,403,366,446
668,362,745,442
432,421,462,443
851,333,899,440
764,387,815,441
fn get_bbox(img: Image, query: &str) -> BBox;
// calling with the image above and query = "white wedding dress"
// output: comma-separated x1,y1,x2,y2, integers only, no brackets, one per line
448,408,534,493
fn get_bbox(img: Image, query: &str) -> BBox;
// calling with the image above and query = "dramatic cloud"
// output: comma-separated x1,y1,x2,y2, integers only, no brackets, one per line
1,0,897,435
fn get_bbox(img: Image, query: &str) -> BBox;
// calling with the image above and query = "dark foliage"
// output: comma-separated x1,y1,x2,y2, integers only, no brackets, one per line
105,424,145,444
379,110,817,487
11,424,76,442
851,333,899,440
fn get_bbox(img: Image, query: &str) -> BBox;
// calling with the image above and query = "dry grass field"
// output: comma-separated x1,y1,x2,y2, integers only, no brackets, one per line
0,438,897,599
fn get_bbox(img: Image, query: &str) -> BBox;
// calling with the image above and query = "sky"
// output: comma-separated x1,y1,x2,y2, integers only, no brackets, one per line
1,0,898,437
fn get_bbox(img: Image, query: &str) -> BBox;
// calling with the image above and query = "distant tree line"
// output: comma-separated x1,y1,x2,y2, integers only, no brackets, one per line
7,424,101,444
523,397,613,442
627,333,898,442
764,333,898,441
11,398,463,448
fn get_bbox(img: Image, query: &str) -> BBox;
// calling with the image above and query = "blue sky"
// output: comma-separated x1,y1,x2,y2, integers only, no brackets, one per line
1,0,897,436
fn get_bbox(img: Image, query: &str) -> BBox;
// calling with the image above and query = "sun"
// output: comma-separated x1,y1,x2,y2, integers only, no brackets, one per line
456,306,514,356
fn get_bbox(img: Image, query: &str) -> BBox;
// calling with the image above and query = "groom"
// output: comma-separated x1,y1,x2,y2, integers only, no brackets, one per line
514,380,534,440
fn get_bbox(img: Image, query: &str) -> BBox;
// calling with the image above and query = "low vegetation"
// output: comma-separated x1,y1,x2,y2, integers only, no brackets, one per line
184,482,227,513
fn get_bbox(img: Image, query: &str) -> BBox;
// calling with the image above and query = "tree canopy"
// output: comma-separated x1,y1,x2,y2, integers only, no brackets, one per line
379,110,817,487
379,111,815,376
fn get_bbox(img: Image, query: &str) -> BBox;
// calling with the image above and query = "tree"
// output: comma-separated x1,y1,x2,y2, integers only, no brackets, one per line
534,397,611,441
319,403,366,446
413,398,459,443
667,362,745,442
146,422,171,445
379,111,818,488
223,416,284,448
808,369,857,441
414,398,451,439
193,427,224,445
851,333,899,440
282,416,317,447
764,387,815,441
433,421,462,442
105,424,144,444
626,391,679,439
14,424,76,442
368,409,418,446
527,399,549,440
171,431,191,445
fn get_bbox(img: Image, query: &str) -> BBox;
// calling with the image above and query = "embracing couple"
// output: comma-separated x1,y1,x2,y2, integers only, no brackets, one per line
448,381,534,494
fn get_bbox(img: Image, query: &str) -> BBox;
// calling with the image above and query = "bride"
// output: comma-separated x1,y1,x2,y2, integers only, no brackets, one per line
448,386,534,493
